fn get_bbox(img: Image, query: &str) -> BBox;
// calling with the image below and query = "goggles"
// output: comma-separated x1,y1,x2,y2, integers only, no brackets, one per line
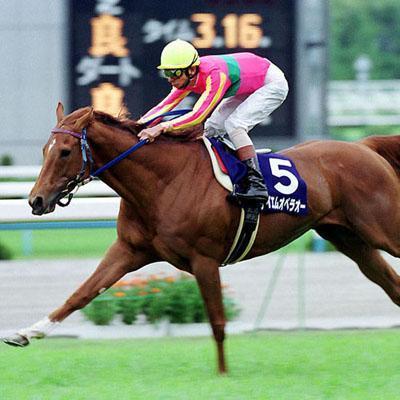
163,69,185,79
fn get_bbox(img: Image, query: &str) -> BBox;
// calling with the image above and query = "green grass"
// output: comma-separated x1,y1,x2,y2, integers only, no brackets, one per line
0,228,117,259
0,330,398,399
0,228,315,260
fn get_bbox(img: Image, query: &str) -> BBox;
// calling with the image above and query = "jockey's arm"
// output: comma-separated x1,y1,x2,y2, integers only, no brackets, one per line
138,70,229,142
138,88,190,126
160,71,229,135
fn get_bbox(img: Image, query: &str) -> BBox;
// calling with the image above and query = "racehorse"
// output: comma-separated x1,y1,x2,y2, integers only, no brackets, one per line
3,103,400,374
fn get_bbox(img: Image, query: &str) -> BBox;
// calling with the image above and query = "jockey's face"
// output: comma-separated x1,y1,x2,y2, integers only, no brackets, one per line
168,66,197,89
167,74,188,89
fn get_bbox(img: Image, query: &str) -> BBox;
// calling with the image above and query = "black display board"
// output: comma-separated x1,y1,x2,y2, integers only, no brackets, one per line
69,0,296,138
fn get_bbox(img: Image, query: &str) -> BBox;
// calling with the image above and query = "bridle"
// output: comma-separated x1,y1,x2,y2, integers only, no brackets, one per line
50,127,95,206
50,109,191,207
51,126,149,207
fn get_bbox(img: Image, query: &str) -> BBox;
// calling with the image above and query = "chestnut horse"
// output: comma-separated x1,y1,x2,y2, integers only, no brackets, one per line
3,103,400,374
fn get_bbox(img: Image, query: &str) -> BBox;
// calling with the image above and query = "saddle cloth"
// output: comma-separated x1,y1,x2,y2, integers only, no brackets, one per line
203,137,308,216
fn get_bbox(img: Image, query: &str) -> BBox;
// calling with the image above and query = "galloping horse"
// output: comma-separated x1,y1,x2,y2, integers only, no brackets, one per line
3,103,400,374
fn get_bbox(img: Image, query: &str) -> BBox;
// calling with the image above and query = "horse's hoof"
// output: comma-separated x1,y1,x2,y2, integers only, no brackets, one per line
2,333,30,347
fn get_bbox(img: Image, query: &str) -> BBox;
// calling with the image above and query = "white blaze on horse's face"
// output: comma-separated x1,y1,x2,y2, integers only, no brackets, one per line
47,137,57,156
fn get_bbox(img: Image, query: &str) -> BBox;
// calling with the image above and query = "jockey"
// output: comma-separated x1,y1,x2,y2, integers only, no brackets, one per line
138,39,289,203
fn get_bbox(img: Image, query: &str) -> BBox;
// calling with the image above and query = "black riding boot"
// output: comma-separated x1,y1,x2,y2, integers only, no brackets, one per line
235,157,269,202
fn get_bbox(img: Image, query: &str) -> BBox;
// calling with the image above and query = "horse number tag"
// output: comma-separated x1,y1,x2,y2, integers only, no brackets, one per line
269,158,299,195
260,154,307,216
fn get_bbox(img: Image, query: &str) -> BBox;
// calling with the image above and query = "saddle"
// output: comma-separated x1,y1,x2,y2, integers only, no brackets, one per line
204,136,308,216
203,136,308,265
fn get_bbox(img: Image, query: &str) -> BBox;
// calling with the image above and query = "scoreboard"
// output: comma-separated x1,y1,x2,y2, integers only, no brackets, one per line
69,0,296,139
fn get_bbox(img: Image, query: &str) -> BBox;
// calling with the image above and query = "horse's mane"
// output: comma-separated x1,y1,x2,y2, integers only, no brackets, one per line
93,110,143,135
93,110,203,142
360,135,400,175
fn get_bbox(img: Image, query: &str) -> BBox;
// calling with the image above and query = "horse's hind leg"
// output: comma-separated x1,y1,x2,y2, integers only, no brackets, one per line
316,225,400,307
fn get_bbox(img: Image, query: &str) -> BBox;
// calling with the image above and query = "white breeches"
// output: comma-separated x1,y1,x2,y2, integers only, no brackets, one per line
204,62,289,149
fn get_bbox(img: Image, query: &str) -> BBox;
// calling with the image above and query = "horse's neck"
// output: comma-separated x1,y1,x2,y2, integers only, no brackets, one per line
89,123,198,206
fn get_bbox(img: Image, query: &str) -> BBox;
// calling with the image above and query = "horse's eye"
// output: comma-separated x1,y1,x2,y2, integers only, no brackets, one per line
60,149,71,158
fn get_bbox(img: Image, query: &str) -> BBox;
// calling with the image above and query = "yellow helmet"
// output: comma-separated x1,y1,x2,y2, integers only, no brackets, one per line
157,39,200,70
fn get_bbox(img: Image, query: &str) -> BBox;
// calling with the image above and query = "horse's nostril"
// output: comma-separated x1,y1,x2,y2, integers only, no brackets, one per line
31,196,44,213
34,197,43,208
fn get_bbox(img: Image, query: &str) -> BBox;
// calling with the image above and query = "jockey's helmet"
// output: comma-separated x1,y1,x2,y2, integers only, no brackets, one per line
157,39,200,70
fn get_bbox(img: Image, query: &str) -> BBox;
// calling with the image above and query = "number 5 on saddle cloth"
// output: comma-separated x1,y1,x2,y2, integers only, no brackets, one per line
204,137,308,265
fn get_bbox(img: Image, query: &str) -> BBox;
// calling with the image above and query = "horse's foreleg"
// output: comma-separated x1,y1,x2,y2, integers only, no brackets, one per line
192,256,227,374
3,240,151,347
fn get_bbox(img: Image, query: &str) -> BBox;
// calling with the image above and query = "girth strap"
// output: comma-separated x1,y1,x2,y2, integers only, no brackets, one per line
222,205,260,265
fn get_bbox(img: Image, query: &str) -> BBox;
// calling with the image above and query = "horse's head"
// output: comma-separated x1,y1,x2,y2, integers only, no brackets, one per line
29,103,94,215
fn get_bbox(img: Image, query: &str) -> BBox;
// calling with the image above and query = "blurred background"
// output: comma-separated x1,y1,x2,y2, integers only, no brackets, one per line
1,0,400,165
1,0,400,335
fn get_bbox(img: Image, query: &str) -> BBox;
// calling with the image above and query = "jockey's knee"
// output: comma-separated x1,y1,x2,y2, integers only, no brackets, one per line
204,126,221,138
204,120,225,138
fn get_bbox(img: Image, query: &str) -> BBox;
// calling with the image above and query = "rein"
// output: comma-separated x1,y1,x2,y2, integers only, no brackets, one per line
51,109,191,206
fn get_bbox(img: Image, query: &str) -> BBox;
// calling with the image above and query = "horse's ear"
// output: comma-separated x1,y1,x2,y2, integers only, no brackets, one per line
56,102,64,123
73,107,94,131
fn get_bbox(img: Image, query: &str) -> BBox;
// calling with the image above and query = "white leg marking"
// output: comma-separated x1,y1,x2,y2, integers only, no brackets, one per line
18,317,60,339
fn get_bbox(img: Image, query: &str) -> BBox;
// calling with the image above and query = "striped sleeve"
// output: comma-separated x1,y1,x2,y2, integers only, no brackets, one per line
162,71,229,132
139,88,190,125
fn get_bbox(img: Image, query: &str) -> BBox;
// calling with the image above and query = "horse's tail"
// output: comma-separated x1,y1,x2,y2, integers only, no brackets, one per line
359,135,400,174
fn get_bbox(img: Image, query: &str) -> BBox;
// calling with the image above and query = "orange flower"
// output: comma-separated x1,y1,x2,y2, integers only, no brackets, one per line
112,280,129,288
164,276,175,283
113,291,126,298
127,277,145,287
151,288,161,293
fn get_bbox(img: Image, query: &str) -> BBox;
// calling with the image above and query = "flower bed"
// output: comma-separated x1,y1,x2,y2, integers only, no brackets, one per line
81,274,240,325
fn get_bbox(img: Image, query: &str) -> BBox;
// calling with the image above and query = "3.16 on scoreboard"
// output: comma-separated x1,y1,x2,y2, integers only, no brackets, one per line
70,0,295,139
